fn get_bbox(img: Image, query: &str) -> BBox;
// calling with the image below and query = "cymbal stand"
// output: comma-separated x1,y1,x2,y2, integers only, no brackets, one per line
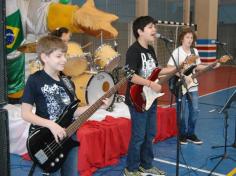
100,31,103,45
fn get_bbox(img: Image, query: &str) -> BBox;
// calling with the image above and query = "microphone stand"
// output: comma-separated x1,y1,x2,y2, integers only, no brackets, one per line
164,41,191,176
217,44,236,148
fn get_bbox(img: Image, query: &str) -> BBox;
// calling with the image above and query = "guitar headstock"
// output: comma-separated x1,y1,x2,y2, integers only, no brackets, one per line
219,55,231,63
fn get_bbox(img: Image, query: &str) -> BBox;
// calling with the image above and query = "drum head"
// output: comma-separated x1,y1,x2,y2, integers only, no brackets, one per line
67,42,84,58
86,71,115,109
63,57,88,77
94,44,120,72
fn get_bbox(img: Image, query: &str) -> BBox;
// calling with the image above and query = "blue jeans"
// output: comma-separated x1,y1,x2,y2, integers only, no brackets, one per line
176,91,199,136
126,102,157,171
32,135,79,176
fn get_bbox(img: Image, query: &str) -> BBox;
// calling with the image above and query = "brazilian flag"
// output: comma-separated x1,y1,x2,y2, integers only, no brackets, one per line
6,9,23,54
7,54,25,95
6,9,25,97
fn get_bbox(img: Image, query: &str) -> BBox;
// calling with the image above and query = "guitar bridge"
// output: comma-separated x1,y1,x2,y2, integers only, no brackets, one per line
35,149,48,164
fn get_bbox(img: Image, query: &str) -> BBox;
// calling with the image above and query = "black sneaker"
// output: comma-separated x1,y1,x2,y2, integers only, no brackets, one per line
187,134,203,144
179,135,188,145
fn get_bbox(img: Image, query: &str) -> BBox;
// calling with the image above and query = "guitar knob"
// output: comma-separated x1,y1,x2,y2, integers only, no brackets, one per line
50,162,55,167
55,158,59,162
59,153,64,158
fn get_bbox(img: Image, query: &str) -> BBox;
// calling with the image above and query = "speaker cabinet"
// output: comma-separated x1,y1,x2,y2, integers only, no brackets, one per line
0,0,7,106
0,109,10,176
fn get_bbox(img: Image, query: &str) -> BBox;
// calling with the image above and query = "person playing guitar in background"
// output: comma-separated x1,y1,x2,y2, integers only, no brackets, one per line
167,27,221,145
21,35,89,176
124,16,176,176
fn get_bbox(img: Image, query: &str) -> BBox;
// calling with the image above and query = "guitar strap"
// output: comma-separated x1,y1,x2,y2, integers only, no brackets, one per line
190,47,196,56
28,162,36,176
60,75,78,101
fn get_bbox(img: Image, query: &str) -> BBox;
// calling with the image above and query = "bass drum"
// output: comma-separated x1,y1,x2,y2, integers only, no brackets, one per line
72,71,115,109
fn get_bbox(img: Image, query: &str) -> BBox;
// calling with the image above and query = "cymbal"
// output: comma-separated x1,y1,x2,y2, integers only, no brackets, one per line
17,42,37,53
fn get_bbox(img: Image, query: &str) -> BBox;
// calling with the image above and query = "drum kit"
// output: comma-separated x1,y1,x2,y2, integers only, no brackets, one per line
18,40,121,110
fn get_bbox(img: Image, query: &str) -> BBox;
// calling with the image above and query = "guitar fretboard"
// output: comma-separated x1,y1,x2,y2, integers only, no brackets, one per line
66,77,128,137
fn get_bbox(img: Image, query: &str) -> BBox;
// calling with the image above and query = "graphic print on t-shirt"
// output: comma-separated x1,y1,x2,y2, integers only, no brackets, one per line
41,84,71,121
140,52,156,78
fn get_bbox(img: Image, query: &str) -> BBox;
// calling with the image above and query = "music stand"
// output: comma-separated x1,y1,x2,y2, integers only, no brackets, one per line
208,90,236,175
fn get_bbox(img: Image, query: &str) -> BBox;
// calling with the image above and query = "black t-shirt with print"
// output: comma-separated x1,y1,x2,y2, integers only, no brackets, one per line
21,70,76,134
125,41,158,106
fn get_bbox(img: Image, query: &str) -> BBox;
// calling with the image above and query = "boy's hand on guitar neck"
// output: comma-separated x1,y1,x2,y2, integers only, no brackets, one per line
213,62,221,69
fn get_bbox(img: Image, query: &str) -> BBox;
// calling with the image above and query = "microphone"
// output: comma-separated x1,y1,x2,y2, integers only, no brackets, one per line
156,33,174,43
213,40,227,46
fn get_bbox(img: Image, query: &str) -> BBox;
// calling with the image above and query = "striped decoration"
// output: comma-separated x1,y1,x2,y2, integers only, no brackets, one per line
156,20,197,31
196,39,217,62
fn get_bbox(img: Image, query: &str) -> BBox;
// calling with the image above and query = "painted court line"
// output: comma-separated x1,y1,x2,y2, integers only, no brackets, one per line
200,86,236,98
154,158,226,176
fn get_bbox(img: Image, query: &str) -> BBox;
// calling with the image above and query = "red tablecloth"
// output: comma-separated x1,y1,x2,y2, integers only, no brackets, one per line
22,107,177,176
154,107,177,142
77,116,131,176
77,107,177,176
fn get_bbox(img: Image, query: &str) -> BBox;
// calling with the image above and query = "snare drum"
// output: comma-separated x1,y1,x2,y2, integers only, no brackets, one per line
64,42,88,76
94,44,120,72
72,71,115,108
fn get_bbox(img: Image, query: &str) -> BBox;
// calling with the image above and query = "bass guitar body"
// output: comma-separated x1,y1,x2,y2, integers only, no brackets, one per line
27,100,80,173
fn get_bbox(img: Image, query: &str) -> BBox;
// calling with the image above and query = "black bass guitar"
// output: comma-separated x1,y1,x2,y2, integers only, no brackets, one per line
26,68,134,173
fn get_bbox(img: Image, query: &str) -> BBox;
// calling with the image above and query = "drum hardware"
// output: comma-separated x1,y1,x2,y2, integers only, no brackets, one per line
81,42,93,49
84,70,97,74
113,40,118,51
29,59,43,74
111,66,125,84
115,94,125,103
106,105,114,112
100,31,103,45
83,52,98,72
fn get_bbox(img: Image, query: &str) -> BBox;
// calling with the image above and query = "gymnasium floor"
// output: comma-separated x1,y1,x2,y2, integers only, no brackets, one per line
10,66,236,176
94,66,236,176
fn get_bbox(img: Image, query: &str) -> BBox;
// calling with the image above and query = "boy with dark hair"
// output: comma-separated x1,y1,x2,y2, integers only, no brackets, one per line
124,16,175,176
21,35,89,176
